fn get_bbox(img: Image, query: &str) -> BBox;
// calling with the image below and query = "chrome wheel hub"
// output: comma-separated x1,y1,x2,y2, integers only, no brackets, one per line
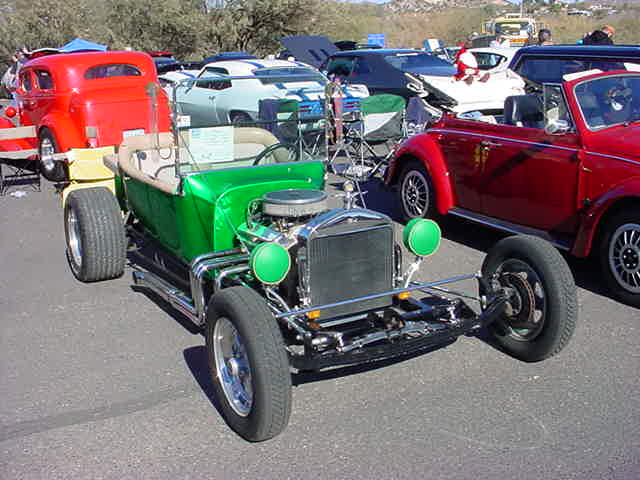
402,170,429,217
40,137,56,171
213,318,253,417
609,222,640,294
66,208,83,269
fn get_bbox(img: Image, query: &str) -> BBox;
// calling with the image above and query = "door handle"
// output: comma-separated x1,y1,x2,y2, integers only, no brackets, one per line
480,140,502,148
208,96,216,101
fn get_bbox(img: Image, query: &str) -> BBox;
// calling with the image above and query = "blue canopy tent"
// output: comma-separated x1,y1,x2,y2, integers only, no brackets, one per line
60,38,107,53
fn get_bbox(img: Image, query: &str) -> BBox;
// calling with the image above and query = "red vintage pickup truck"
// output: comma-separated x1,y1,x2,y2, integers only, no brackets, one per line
0,50,171,182
387,69,640,307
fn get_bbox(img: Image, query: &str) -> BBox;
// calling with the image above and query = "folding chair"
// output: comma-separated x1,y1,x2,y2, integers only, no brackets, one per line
330,93,407,180
258,98,325,160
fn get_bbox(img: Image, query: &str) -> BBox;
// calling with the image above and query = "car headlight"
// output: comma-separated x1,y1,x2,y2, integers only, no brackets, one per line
403,218,441,257
250,242,291,285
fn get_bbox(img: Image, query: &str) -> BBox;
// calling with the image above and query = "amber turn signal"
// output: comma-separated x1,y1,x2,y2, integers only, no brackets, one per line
397,292,411,300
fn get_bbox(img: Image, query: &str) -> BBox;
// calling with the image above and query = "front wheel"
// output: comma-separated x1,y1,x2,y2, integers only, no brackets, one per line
398,160,436,222
599,210,640,307
38,128,68,182
482,235,577,362
205,287,292,442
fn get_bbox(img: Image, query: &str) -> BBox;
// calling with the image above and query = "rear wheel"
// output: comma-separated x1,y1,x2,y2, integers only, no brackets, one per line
599,210,640,307
38,128,68,182
64,187,126,282
205,286,292,442
482,235,577,362
398,160,436,222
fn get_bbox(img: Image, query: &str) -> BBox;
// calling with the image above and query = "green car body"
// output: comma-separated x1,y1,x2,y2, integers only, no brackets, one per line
60,75,577,442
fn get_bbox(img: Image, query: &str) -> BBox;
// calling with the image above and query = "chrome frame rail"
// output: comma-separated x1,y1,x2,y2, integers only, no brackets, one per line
274,273,478,319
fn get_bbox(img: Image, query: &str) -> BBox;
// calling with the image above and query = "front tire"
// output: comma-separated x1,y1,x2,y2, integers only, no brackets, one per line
39,128,68,182
64,187,126,282
482,235,577,362
398,160,436,222
599,210,640,307
206,287,292,442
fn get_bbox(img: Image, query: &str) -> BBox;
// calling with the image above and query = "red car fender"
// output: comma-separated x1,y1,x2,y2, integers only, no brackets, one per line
572,177,640,258
0,117,37,152
385,133,455,215
38,113,86,153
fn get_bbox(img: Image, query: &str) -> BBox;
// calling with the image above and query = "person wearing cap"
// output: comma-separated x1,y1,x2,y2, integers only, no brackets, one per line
602,25,615,41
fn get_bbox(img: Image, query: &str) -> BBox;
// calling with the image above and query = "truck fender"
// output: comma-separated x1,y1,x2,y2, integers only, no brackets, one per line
572,177,640,258
384,133,455,215
38,114,86,153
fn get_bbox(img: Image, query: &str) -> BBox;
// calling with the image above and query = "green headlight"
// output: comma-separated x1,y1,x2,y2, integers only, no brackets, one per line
250,242,291,285
403,218,441,257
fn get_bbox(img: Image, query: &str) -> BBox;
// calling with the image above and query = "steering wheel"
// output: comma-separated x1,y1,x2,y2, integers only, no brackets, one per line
252,143,299,166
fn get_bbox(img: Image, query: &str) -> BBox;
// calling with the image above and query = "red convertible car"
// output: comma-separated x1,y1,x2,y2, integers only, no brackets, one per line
1,50,171,182
386,69,640,307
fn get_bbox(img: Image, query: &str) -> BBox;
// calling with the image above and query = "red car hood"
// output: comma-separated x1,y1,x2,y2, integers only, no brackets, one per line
586,124,640,161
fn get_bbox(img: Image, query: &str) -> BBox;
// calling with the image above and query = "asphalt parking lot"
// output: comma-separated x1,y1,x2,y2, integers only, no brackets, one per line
1,175,638,480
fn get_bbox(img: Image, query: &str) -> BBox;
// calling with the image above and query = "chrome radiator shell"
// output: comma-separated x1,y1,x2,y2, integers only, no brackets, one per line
297,208,394,321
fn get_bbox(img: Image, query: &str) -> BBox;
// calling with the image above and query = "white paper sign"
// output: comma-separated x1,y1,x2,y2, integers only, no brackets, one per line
189,126,234,164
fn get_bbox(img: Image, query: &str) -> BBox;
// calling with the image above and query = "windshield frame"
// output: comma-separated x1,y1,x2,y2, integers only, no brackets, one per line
573,72,640,132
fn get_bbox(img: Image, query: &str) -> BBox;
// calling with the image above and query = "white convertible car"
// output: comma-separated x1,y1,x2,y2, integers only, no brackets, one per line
166,58,369,127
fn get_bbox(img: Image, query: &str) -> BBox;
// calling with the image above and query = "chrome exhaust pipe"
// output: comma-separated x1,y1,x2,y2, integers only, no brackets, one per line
132,270,199,325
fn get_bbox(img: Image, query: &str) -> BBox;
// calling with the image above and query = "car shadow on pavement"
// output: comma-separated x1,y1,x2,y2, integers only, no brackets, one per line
183,346,226,418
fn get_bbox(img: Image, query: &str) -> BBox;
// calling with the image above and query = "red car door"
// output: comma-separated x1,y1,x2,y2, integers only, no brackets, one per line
434,118,484,211
480,125,582,235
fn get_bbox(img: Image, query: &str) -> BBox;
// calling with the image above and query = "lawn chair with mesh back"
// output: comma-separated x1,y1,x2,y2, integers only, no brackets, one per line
329,93,407,180
258,98,325,160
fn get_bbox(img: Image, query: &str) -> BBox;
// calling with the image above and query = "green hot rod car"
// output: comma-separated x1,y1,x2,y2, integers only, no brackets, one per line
62,77,577,442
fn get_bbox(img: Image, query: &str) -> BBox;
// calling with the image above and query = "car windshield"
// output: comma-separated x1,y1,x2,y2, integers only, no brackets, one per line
575,74,640,130
253,67,326,86
172,71,327,175
382,52,456,76
515,56,640,86
496,22,532,35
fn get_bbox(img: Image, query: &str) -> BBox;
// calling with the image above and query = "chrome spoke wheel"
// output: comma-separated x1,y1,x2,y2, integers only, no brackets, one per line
213,317,253,417
66,207,83,270
40,136,56,173
401,169,429,218
608,222,640,294
492,258,547,341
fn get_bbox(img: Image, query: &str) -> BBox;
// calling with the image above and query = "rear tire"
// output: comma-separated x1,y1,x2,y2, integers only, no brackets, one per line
64,187,126,282
38,128,68,182
598,210,640,307
398,160,436,222
206,286,292,442
482,235,577,362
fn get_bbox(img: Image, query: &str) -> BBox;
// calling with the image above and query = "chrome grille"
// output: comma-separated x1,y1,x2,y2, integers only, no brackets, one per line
306,222,394,320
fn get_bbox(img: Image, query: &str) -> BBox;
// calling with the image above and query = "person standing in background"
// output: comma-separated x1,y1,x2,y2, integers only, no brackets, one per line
537,29,553,46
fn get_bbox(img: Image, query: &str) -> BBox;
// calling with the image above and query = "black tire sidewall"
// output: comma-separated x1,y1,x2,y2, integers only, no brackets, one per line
482,235,577,362
38,129,68,182
205,287,292,442
598,210,640,308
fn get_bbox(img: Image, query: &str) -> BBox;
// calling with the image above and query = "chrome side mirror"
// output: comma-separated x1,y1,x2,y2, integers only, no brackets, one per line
545,119,570,135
